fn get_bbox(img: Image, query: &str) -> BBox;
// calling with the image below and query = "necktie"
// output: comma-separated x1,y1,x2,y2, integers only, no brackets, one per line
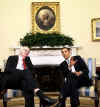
23,58,26,70
67,59,71,70
67,59,70,65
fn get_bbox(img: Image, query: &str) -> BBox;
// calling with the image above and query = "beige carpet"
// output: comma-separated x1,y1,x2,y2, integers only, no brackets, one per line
0,96,98,107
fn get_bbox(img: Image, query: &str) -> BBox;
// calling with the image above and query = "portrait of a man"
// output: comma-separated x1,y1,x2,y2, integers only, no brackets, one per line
32,2,60,33
35,6,56,31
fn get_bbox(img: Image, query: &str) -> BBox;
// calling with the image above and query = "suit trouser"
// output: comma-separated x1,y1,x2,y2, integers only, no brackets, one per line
2,70,38,90
23,90,34,107
61,76,80,106
21,70,38,107
21,70,39,107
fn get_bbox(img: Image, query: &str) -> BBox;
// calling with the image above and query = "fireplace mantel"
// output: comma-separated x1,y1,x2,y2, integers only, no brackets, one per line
12,46,80,65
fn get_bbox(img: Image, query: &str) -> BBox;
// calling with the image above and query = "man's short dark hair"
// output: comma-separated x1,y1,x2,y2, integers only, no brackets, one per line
62,47,71,51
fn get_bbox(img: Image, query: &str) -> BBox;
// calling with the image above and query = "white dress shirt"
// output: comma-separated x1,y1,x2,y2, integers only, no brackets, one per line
16,56,24,70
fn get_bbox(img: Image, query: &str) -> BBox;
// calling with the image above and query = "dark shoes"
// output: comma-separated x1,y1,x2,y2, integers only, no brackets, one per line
55,102,65,107
54,94,66,107
71,105,79,107
36,90,57,106
55,94,80,107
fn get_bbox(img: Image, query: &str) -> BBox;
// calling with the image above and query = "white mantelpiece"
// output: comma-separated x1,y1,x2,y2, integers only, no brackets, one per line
12,46,80,65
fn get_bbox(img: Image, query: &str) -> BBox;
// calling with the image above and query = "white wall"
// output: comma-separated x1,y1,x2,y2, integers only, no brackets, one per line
0,0,100,67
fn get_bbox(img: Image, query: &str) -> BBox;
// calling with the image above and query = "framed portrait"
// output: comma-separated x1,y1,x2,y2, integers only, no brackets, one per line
32,2,60,33
91,18,100,41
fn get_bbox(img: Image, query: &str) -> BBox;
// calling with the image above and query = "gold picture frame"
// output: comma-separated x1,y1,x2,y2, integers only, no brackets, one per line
32,2,60,33
91,18,100,41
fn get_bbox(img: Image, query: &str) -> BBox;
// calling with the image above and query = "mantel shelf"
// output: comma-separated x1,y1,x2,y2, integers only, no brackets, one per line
10,45,80,65
11,45,80,50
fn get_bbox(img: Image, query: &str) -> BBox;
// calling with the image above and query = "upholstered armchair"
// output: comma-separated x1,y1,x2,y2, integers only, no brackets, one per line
78,58,99,107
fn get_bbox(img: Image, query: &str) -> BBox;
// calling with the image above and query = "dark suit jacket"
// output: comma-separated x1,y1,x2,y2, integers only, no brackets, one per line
3,55,38,90
4,55,37,74
58,57,92,89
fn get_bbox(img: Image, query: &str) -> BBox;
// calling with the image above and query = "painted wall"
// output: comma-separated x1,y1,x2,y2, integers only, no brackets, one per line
0,0,100,67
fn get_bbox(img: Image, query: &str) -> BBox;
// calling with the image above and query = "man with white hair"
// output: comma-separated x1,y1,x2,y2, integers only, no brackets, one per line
0,46,56,107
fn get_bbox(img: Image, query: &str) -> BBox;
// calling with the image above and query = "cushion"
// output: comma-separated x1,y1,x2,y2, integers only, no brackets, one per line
4,89,23,98
5,85,96,99
79,86,95,97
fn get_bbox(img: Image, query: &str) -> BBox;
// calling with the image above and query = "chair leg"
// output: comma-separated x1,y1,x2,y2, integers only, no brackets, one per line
94,93,99,107
95,99,99,107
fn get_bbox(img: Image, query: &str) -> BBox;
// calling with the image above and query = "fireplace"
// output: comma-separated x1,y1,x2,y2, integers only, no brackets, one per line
12,46,79,91
34,65,61,92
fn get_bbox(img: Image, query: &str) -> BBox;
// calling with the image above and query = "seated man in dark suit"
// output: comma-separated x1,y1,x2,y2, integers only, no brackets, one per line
55,48,92,107
0,46,56,107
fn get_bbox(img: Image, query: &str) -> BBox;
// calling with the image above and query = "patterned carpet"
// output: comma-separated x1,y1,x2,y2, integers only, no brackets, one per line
0,97,99,107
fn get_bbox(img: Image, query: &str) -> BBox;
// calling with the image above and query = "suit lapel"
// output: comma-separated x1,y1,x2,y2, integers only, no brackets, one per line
14,56,19,67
